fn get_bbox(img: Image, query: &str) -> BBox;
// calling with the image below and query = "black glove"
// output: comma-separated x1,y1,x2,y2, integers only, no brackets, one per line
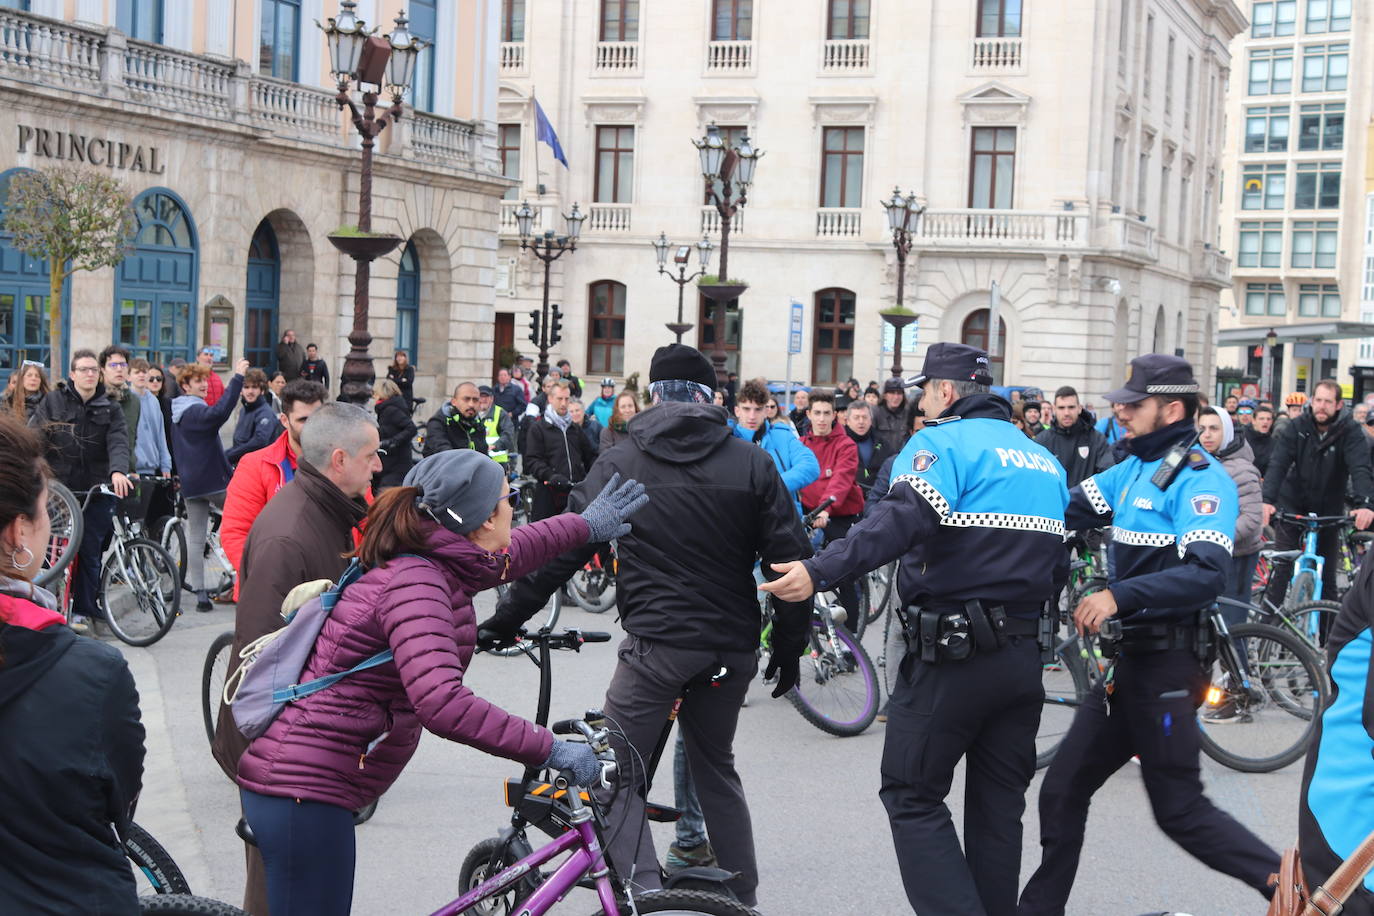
476,615,520,650
548,474,574,493
763,640,804,698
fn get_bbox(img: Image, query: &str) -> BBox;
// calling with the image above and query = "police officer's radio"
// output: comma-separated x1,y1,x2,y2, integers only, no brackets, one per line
1149,430,1203,491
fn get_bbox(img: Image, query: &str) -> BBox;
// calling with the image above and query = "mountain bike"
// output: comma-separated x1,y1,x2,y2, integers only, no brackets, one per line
1268,511,1358,609
123,822,247,914
457,627,755,916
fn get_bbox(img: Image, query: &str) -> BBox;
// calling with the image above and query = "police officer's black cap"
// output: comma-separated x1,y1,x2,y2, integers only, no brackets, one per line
909,342,994,389
478,385,494,396
1105,354,1199,405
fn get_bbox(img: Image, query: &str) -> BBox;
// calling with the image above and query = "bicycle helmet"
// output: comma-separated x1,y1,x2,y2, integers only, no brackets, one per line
1285,392,1308,406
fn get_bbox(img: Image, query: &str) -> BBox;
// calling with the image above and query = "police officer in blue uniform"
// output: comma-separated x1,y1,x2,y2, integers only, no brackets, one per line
1017,355,1279,915
764,342,1070,916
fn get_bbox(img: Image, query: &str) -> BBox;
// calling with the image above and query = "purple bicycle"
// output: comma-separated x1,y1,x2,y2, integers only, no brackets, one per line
449,628,754,916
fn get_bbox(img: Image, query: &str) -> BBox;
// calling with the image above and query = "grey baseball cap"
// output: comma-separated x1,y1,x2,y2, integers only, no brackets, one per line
403,449,508,536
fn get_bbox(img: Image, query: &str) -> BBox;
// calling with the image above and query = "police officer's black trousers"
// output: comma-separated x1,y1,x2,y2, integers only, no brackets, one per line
1017,649,1279,916
881,635,1043,916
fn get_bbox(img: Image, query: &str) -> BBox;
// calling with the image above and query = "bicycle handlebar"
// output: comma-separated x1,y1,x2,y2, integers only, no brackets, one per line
1276,511,1358,528
476,627,612,656
802,496,836,527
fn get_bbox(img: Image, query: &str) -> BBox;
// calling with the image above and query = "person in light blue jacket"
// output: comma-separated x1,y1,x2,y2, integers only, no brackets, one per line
130,358,171,476
728,379,819,516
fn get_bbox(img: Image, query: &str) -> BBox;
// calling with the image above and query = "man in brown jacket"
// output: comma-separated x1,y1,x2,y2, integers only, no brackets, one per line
210,402,379,914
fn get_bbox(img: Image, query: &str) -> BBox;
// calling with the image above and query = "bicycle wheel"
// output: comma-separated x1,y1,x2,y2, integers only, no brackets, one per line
157,516,188,590
569,565,616,614
458,835,538,915
137,896,246,915
101,539,181,647
124,821,192,895
35,480,82,590
1199,622,1328,774
866,561,896,625
788,614,880,737
1286,570,1317,610
202,631,233,745
1287,599,1341,657
1037,643,1089,769
601,889,759,916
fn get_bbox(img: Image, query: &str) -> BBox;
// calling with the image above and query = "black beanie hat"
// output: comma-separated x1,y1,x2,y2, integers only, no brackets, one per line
649,344,716,389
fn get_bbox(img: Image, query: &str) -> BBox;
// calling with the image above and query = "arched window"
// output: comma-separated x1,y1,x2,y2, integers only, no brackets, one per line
396,241,420,364
245,219,280,370
961,308,1007,382
1152,307,1166,353
115,188,198,364
698,293,741,376
1174,309,1185,355
812,287,856,386
0,167,66,379
587,280,626,374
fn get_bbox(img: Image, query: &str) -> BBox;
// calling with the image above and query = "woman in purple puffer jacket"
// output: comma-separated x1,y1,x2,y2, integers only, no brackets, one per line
237,449,647,915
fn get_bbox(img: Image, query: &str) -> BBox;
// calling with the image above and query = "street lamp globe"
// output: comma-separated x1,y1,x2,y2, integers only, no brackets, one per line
563,202,586,241
694,123,727,181
903,192,924,232
384,12,427,96
1266,328,1278,349
321,0,370,81
514,200,535,239
652,232,671,269
882,186,909,232
696,234,714,270
734,135,763,189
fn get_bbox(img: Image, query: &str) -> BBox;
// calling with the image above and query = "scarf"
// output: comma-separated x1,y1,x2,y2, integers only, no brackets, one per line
649,379,713,405
544,403,572,431
0,574,58,612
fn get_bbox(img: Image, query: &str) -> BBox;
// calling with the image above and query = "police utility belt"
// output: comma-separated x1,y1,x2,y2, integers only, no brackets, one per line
908,600,1042,665
1094,614,1213,661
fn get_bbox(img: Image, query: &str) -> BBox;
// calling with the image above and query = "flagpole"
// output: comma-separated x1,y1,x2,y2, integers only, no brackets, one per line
531,86,543,199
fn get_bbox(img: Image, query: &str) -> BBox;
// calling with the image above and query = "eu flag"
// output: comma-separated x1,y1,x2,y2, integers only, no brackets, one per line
534,99,568,168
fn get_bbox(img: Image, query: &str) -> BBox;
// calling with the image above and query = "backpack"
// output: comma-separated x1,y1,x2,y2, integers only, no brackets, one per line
224,557,400,741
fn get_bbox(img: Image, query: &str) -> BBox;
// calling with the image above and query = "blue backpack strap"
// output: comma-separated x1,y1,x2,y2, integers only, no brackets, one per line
273,650,394,703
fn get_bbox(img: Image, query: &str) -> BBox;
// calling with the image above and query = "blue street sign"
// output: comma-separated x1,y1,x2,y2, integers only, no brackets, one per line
788,300,803,354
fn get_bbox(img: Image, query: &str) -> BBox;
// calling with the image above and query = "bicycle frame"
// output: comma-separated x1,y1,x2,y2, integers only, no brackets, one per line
432,812,620,916
1295,519,1326,602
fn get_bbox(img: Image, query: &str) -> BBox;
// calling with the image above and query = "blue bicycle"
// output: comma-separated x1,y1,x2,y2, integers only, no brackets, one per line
1270,511,1356,610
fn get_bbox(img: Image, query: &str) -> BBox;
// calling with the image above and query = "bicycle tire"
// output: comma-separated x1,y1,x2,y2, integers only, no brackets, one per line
1286,570,1318,610
458,835,537,915
1199,622,1328,774
157,516,188,590
124,821,192,895
600,889,759,916
137,895,246,915
1287,599,1341,657
35,480,82,590
101,539,181,647
866,562,896,625
787,616,879,737
569,566,616,614
1037,643,1090,769
202,631,234,745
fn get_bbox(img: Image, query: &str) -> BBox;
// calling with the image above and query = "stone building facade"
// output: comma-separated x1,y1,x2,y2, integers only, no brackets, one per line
495,0,1243,402
0,0,505,403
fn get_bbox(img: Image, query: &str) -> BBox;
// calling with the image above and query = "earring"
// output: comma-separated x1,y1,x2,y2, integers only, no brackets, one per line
10,545,33,570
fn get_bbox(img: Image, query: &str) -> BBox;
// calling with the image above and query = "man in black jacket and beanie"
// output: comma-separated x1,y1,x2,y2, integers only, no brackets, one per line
522,379,595,520
1034,386,1114,488
1262,378,1374,602
480,344,813,907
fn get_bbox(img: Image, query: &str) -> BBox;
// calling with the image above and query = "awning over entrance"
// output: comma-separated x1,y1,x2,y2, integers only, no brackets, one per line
1217,322,1374,347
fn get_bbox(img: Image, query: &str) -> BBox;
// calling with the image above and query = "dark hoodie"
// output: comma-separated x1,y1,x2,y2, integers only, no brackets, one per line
1034,408,1114,489
28,381,130,493
0,584,144,915
492,401,814,653
1263,404,1374,514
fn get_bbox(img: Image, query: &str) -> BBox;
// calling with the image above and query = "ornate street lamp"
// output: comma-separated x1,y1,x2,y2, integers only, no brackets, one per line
695,122,763,383
320,1,429,404
517,201,584,384
653,232,714,343
879,186,925,378
1262,327,1279,403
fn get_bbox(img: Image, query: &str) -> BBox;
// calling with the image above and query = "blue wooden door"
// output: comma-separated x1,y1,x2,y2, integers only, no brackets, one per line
245,220,280,371
115,189,198,365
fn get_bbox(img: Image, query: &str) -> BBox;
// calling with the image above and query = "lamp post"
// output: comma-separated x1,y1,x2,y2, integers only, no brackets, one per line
319,1,427,404
515,199,585,384
652,232,714,343
879,186,924,378
695,123,763,382
1262,327,1278,403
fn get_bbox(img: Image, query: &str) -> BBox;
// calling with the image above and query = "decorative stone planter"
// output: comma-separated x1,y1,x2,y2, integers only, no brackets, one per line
328,233,402,261
697,282,748,303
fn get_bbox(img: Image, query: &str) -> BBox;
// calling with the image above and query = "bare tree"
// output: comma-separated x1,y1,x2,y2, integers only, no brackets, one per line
2,166,135,373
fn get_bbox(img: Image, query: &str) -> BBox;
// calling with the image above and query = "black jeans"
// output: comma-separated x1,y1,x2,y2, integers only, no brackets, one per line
1017,649,1279,915
75,493,116,620
821,514,862,633
882,635,1043,916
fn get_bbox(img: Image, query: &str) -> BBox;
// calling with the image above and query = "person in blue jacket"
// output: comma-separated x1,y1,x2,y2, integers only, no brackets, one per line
764,343,1069,916
1017,354,1278,914
729,379,819,515
1094,407,1128,445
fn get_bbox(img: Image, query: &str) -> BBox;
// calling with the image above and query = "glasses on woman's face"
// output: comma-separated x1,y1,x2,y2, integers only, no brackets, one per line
148,376,163,385
502,488,520,509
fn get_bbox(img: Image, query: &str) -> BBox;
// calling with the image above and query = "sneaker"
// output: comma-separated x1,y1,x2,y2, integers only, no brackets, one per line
876,700,889,723
195,590,214,613
68,616,90,635
665,842,718,871
1201,697,1245,725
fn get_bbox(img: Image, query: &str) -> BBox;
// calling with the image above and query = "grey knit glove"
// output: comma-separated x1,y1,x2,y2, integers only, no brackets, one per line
579,473,649,542
543,738,601,786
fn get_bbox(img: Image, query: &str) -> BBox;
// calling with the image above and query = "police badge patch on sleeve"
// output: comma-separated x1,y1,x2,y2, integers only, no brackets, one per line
1191,494,1220,515
911,450,938,473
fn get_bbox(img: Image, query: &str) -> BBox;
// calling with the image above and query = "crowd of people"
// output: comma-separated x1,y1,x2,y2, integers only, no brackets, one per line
7,327,1374,916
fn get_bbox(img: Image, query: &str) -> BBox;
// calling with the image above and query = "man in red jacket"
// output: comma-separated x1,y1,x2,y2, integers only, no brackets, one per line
800,389,865,632
195,346,226,406
220,379,327,579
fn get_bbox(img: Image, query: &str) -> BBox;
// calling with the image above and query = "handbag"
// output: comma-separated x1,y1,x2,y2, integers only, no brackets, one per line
1266,830,1374,916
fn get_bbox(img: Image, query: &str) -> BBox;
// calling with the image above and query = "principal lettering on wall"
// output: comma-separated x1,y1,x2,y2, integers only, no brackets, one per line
16,125,166,174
